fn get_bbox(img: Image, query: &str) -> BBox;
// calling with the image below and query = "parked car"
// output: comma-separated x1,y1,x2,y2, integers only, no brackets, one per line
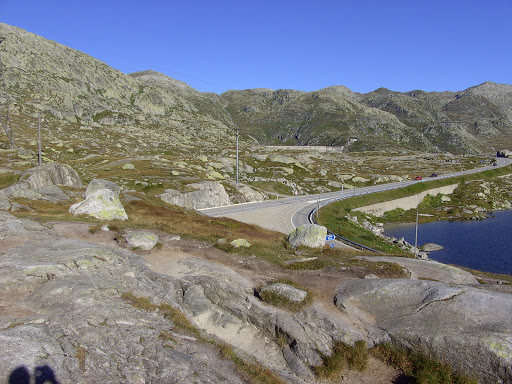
414,176,422,180
430,173,438,177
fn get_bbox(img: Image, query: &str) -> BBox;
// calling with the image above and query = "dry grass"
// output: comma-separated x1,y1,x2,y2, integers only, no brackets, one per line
314,340,368,380
371,343,477,384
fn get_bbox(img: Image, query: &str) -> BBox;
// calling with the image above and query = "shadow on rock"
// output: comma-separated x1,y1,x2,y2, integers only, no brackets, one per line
9,365,60,384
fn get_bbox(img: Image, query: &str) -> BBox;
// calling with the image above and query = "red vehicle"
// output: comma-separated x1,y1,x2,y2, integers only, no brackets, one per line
414,176,422,180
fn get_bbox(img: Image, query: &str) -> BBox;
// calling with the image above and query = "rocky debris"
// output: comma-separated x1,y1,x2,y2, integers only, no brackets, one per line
69,180,128,221
121,163,135,170
159,181,231,210
261,283,308,303
356,256,478,285
421,242,445,252
230,238,251,248
335,278,512,384
123,231,159,250
287,224,327,248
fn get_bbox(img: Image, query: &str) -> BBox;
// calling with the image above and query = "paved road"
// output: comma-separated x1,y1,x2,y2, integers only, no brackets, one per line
199,158,511,237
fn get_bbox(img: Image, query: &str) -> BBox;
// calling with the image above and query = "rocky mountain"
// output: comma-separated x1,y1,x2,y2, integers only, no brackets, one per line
1,22,512,155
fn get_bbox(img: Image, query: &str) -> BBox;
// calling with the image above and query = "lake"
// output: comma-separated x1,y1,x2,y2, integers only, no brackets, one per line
384,210,512,276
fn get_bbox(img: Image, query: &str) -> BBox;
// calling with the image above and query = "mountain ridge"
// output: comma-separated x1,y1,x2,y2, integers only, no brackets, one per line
1,22,511,153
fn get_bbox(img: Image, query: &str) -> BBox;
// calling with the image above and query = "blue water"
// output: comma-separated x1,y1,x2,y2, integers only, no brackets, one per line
384,210,512,276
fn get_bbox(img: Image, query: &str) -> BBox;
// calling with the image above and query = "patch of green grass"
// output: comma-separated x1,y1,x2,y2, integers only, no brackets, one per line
121,292,158,311
314,340,368,380
158,303,201,338
371,343,477,384
0,172,20,189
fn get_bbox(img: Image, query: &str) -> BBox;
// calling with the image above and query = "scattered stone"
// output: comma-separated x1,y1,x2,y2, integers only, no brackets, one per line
261,283,307,303
122,163,135,170
283,257,318,266
363,274,379,279
124,231,159,250
230,238,251,248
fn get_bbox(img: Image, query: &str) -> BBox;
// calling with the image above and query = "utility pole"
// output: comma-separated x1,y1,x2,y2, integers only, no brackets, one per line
38,112,42,166
235,128,239,184
415,209,419,249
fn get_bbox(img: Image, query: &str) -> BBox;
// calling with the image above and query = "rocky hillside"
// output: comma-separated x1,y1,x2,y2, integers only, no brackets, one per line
1,22,512,155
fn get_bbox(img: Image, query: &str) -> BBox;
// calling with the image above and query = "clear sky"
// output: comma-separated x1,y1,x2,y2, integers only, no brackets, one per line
1,0,511,94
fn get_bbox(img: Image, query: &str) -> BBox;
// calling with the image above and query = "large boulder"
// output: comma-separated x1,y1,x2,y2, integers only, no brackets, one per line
123,231,159,250
287,224,327,248
69,189,128,221
0,164,82,204
17,163,83,189
158,181,230,210
85,178,121,198
235,185,265,203
334,279,512,384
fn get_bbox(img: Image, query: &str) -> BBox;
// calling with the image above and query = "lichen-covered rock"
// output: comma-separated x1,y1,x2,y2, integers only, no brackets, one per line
69,189,128,221
287,224,327,248
124,231,159,250
159,181,230,210
85,178,121,197
261,283,307,303
230,238,251,248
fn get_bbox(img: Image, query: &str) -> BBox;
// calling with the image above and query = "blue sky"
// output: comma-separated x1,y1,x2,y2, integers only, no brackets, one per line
1,0,511,94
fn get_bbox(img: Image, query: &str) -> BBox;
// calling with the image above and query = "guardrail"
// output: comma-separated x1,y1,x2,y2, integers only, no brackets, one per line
308,193,381,253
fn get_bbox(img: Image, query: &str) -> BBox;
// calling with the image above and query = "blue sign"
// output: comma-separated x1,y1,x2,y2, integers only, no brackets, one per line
326,235,335,241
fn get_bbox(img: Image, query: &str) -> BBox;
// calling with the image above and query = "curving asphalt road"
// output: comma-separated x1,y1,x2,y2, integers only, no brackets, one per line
199,158,511,241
